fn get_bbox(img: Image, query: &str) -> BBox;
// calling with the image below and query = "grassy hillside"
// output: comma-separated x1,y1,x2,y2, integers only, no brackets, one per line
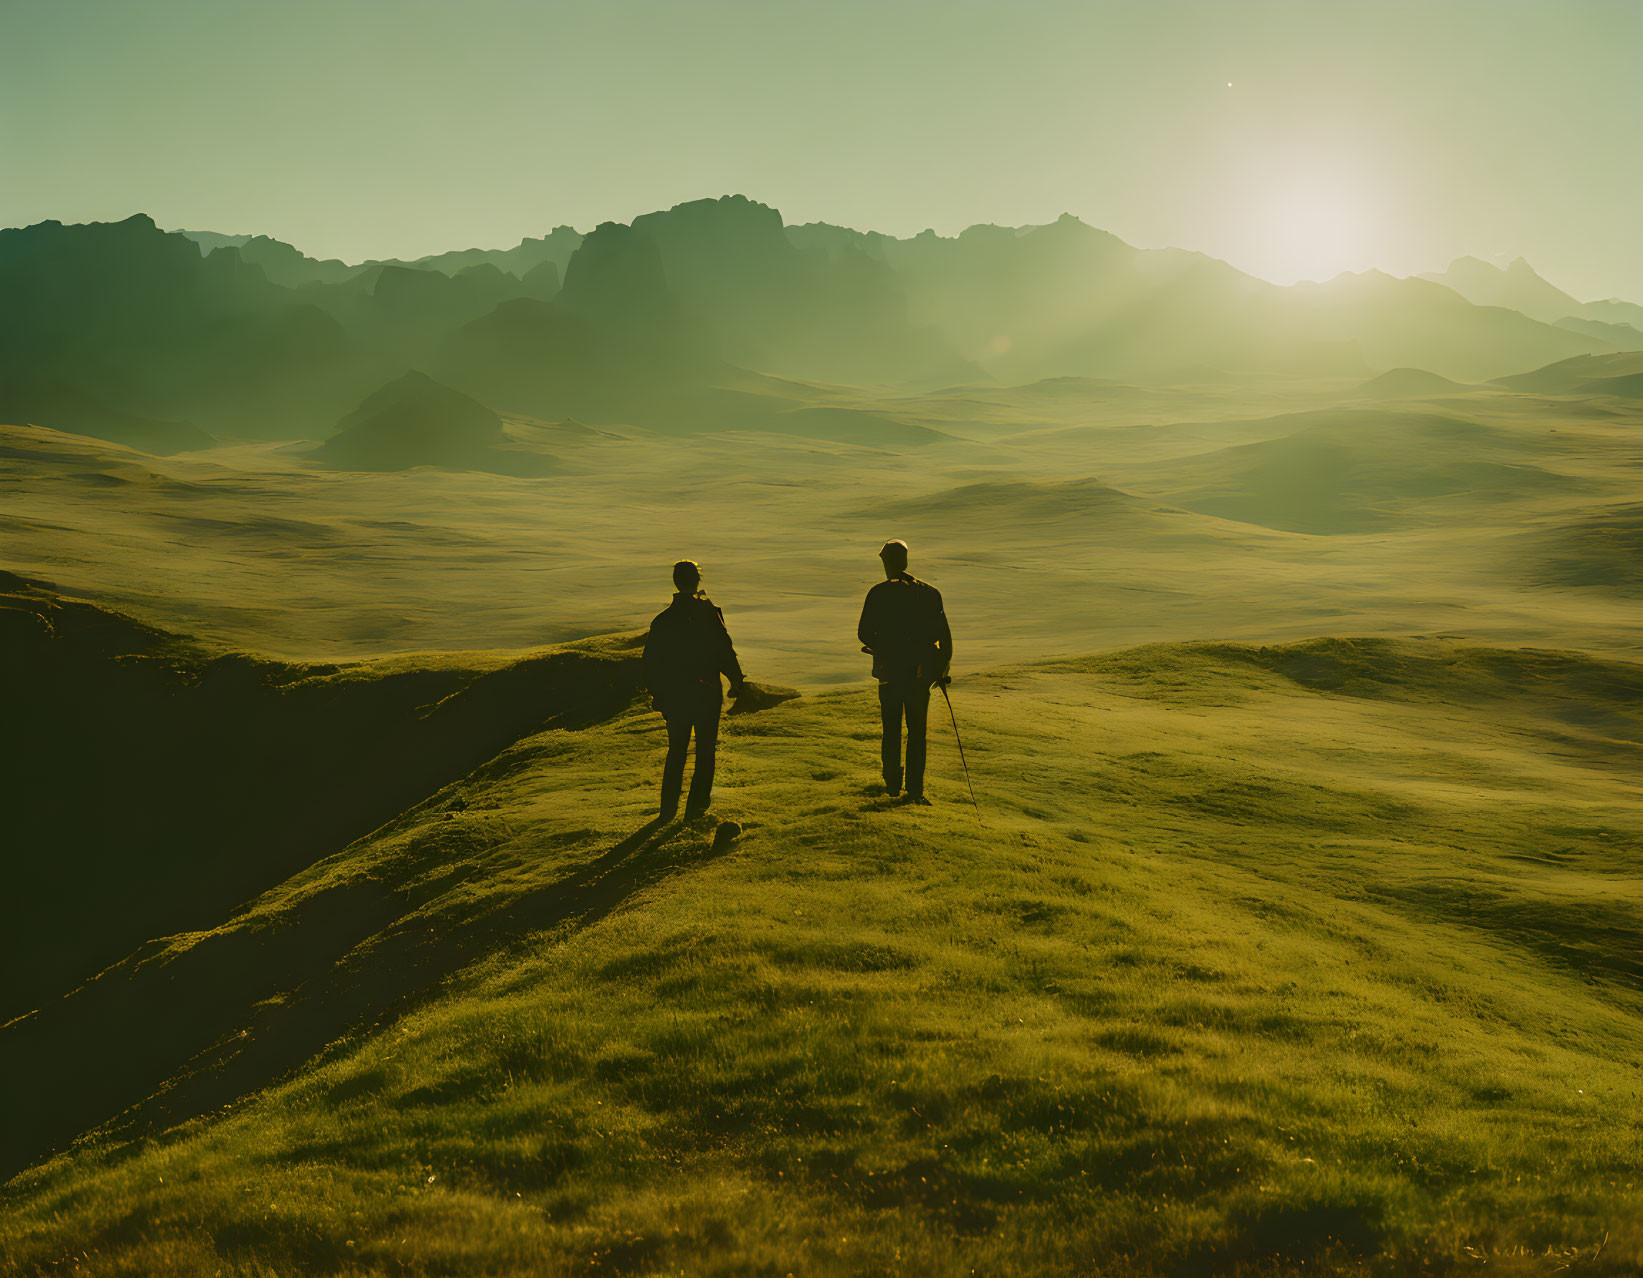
1521,502,1643,592
4,350,1641,1272
4,632,1640,1274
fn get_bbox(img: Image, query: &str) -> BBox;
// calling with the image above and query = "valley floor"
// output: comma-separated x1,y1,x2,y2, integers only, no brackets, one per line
4,367,1641,689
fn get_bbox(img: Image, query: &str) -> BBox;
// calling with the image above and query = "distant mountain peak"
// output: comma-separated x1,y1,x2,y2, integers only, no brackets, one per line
1439,254,1553,288
644,193,783,225
1422,254,1587,325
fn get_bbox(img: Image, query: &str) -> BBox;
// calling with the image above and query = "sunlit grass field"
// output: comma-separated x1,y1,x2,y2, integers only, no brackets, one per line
6,636,1639,1274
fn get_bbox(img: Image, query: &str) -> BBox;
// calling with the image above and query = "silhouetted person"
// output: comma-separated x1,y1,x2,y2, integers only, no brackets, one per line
643,560,746,819
858,539,952,803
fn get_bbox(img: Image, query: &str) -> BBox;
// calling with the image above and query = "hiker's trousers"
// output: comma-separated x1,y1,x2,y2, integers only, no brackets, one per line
878,678,930,795
661,689,721,814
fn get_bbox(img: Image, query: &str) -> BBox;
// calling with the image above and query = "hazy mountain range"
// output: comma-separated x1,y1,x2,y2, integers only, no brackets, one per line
2,194,1639,457
1420,255,1643,339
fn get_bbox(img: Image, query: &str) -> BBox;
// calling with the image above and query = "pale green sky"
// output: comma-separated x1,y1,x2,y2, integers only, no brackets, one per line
3,0,1639,300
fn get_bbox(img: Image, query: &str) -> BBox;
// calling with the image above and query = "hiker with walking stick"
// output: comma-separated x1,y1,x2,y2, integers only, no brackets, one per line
857,539,952,805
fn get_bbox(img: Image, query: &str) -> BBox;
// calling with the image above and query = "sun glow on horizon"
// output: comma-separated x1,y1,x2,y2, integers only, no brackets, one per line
1255,185,1372,285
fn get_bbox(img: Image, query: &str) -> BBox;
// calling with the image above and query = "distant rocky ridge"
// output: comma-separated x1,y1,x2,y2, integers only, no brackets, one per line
0,213,360,438
374,225,584,285
792,217,1608,383
174,224,584,290
1421,256,1643,348
4,201,1640,457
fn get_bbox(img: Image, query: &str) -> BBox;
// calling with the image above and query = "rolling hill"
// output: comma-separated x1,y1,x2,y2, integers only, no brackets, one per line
860,476,1164,534
2,614,1640,1273
1351,367,1470,399
315,372,552,474
1493,351,1643,395
1118,409,1586,535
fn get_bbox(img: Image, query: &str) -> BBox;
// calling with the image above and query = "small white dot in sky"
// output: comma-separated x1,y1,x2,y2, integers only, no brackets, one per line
1227,82,1233,88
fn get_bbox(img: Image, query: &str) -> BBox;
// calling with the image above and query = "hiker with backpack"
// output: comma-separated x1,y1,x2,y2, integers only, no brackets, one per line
642,560,746,820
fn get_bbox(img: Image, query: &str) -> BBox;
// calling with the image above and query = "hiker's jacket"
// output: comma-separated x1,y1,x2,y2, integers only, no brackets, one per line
643,592,745,712
857,573,952,684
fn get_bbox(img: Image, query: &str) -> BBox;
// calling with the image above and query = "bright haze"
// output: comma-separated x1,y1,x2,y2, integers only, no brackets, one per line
2,0,1640,301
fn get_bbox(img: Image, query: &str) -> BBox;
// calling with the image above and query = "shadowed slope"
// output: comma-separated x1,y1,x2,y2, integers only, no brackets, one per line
0,571,646,1024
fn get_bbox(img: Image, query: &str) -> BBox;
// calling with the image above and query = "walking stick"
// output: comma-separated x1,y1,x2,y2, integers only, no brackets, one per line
938,679,981,822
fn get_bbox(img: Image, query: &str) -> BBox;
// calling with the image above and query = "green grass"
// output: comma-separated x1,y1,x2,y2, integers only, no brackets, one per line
5,636,1640,1274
